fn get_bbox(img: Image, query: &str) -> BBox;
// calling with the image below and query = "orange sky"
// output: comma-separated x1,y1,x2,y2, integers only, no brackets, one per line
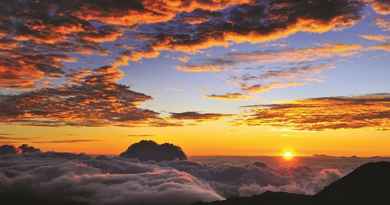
2,122,390,157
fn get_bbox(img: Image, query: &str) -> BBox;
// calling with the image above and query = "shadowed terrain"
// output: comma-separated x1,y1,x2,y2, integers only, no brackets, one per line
196,161,390,205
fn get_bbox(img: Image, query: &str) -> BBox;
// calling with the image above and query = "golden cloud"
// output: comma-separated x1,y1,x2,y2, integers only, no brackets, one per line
370,0,390,15
239,93,390,130
360,34,390,42
242,82,305,94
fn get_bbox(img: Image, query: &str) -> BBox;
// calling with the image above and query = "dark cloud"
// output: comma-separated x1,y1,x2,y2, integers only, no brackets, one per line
18,144,41,153
0,0,251,89
0,144,17,155
0,0,365,89
238,93,390,131
127,0,363,61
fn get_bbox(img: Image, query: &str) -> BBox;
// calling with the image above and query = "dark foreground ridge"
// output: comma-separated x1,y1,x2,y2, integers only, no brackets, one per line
196,161,390,205
120,140,187,161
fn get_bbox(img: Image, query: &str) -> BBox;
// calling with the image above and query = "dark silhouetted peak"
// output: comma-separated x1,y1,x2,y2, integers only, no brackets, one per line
0,145,17,155
18,144,41,154
196,161,390,205
194,192,311,205
120,140,187,162
315,161,390,204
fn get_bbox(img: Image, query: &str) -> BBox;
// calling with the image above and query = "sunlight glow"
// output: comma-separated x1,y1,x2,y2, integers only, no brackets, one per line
282,151,295,161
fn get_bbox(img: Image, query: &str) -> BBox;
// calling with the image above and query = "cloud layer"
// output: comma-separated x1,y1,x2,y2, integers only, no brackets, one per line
0,153,223,205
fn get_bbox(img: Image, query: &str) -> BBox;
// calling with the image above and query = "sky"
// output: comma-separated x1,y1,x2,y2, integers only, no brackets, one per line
0,0,390,156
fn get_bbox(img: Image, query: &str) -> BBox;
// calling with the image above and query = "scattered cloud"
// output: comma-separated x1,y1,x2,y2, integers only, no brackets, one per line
207,64,333,100
178,44,361,73
370,43,390,51
238,93,390,131
225,44,361,65
242,82,305,94
170,112,233,122
176,64,225,73
207,93,253,101
360,34,390,41
243,64,334,82
179,44,359,100
375,17,390,31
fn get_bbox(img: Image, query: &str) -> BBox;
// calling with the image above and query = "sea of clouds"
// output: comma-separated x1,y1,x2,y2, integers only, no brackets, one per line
0,152,387,205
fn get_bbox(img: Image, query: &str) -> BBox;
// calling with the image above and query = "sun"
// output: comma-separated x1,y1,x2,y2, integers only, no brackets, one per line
282,151,295,161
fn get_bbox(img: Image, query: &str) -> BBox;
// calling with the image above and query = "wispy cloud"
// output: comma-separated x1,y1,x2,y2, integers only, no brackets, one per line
375,17,390,32
170,112,233,122
360,34,390,42
238,93,390,131
32,139,100,144
207,93,253,101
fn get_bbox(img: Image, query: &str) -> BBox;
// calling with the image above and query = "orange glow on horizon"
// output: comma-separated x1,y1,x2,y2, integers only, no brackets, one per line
282,150,296,161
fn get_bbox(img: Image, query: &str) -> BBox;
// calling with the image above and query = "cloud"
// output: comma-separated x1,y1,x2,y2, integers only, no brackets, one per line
176,64,225,73
0,64,232,127
180,44,357,100
228,44,361,64
0,66,166,127
375,17,390,31
2,147,385,202
161,159,349,197
170,112,233,122
178,44,361,73
238,93,390,131
0,0,255,89
207,93,253,101
0,154,223,205
127,0,363,61
360,34,390,41
369,0,390,15
0,0,364,90
259,64,334,80
370,43,390,51
206,64,332,100
242,82,305,94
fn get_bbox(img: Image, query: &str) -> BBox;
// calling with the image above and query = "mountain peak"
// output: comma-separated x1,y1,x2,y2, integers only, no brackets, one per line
120,140,187,162
315,161,390,204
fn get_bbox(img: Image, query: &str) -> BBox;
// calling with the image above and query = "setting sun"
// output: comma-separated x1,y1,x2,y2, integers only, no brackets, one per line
282,151,295,161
